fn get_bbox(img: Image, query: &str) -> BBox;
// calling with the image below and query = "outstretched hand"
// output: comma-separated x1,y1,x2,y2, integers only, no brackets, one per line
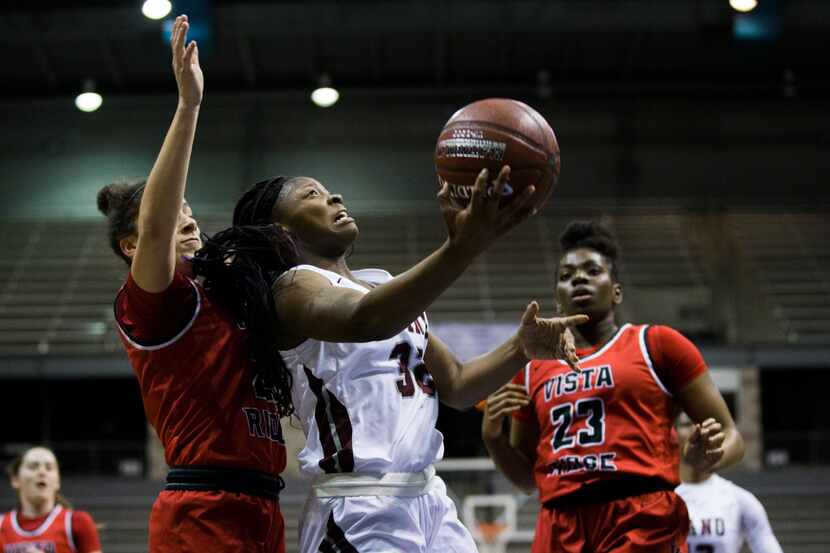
437,166,538,258
517,301,588,371
481,383,529,442
171,15,203,109
682,418,726,474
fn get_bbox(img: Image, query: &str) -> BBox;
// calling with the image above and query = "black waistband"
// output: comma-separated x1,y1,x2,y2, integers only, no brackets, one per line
165,467,285,502
543,476,674,510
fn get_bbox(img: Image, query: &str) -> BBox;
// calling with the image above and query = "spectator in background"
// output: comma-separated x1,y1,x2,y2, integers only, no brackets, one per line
676,412,784,553
1,446,102,553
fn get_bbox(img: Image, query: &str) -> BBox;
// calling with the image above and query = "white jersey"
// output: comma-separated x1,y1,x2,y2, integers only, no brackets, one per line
676,474,784,553
280,265,444,477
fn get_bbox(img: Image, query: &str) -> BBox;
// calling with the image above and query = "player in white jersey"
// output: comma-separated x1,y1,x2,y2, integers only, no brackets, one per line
676,413,784,553
192,166,586,552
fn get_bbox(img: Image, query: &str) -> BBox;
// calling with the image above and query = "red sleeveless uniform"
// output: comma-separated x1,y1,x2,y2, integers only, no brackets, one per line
513,323,707,553
0,506,100,553
115,271,286,553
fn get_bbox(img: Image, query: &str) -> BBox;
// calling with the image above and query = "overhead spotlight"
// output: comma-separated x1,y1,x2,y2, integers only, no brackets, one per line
142,0,172,20
729,0,757,13
311,74,339,108
75,79,102,113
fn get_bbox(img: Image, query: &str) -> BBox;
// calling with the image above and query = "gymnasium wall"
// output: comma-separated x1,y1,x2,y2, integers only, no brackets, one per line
0,94,828,218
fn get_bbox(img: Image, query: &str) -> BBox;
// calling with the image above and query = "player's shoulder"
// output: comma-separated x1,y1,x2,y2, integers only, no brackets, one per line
69,509,96,524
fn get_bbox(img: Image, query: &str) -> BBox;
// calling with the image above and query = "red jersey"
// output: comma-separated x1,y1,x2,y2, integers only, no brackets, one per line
115,270,286,476
0,506,100,553
514,324,706,504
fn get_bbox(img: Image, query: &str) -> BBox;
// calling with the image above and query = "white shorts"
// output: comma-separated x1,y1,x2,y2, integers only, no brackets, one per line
298,475,478,552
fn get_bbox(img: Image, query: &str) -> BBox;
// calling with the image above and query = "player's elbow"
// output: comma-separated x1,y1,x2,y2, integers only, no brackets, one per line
440,392,473,411
732,427,746,463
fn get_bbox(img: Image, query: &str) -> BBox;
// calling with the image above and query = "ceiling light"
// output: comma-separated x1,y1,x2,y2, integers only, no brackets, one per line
142,0,172,20
729,0,758,13
75,79,102,113
311,74,339,108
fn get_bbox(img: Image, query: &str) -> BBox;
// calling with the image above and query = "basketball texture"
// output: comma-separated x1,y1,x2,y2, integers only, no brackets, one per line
434,98,560,210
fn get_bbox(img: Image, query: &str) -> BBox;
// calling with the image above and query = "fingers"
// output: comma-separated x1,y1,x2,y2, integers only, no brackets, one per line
490,165,511,201
468,168,489,208
171,15,189,68
705,432,727,449
486,391,530,420
498,383,529,394
184,40,198,67
521,301,540,325
561,328,581,372
496,185,536,232
561,314,590,327
689,423,702,444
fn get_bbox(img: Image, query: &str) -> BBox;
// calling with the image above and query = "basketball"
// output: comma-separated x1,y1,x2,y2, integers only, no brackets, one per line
434,98,560,210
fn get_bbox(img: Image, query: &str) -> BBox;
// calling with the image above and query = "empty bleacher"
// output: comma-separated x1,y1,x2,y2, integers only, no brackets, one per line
728,212,830,345
0,207,828,355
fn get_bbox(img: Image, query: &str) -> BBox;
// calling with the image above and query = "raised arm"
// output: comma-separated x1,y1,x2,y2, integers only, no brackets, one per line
275,167,538,342
131,15,203,292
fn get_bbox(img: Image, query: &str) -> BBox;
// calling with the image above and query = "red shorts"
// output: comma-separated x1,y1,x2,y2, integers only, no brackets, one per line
532,490,689,553
148,490,285,553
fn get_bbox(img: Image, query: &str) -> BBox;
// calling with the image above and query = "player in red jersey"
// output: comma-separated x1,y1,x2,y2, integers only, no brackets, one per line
482,220,745,553
1,447,102,553
96,16,288,553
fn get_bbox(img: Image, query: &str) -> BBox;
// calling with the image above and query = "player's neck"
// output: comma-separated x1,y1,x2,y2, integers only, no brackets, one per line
301,253,362,286
680,461,711,484
19,497,56,519
572,311,618,349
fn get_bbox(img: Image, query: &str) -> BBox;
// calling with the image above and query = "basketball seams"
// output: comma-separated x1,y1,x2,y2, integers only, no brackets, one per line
440,120,550,158
516,102,555,153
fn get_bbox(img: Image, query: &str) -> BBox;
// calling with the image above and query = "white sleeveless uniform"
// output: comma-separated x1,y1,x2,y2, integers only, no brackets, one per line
280,265,477,553
676,474,783,553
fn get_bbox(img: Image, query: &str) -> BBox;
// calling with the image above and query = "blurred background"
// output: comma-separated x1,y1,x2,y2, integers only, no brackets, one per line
0,1,828,552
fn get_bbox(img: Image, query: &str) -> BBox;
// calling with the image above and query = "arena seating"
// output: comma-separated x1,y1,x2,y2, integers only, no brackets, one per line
728,212,830,345
0,208,827,355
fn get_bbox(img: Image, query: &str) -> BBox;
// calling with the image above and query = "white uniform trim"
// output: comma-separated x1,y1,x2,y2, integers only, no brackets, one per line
65,509,77,552
562,323,631,365
10,505,62,537
313,465,436,497
523,362,531,394
115,278,202,351
638,325,672,396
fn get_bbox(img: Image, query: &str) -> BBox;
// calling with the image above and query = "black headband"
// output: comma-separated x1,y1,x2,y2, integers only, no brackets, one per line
233,176,292,226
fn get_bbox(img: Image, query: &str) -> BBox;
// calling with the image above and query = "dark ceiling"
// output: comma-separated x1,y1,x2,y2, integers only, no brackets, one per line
1,0,828,101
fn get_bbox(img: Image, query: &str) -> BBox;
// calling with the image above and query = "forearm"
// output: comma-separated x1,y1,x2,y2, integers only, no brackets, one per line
137,104,200,241
483,433,536,492
351,240,476,339
712,425,745,471
442,334,528,409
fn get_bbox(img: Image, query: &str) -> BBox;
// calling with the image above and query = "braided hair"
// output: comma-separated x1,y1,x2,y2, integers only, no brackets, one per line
191,177,301,418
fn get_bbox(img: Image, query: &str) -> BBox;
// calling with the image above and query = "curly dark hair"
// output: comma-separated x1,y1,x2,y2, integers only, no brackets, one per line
558,220,621,281
96,179,146,266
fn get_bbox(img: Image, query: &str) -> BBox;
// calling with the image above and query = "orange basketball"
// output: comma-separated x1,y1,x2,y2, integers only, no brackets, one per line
434,98,560,210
